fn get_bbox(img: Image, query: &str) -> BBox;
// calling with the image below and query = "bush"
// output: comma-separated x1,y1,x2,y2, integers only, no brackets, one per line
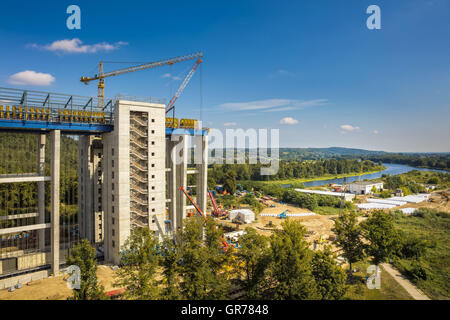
398,234,427,259
408,262,428,281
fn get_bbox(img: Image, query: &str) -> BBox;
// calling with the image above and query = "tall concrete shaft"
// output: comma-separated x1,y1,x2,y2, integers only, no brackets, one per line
51,130,60,275
166,139,178,232
37,134,46,250
175,135,188,229
195,135,208,214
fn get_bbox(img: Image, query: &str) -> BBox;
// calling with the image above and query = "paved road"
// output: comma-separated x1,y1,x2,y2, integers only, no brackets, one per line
380,263,430,300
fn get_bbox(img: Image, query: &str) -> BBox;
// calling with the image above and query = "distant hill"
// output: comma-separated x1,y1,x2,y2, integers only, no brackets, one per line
279,147,387,160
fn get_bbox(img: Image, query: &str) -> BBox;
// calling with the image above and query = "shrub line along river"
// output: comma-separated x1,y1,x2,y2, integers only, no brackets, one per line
302,163,450,187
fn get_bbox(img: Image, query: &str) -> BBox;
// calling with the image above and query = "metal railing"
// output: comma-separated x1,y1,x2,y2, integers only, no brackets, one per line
0,87,114,125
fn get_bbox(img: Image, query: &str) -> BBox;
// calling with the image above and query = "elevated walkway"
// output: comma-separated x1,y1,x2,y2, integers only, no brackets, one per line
0,87,209,135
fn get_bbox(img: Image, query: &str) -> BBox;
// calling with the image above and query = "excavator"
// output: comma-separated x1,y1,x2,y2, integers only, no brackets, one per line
179,186,230,250
279,210,289,219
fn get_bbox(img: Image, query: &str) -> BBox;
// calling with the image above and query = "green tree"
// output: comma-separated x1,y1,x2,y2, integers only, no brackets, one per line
334,211,365,273
236,228,271,299
207,175,216,191
115,228,160,299
311,246,347,300
268,220,319,299
159,236,181,299
223,170,237,194
66,239,106,300
178,217,230,299
361,211,402,265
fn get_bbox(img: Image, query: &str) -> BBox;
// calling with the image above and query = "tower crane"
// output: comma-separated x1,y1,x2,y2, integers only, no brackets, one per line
80,52,203,109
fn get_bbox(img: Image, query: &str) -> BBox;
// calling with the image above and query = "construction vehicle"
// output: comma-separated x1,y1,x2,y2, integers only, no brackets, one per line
279,210,289,219
208,191,228,218
179,186,230,250
80,52,203,111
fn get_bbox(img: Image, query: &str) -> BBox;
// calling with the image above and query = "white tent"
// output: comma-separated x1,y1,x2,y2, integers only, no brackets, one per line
357,203,397,210
229,209,255,224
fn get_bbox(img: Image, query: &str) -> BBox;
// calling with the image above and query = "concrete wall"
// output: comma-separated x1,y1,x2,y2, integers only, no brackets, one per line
78,136,104,245
0,270,50,290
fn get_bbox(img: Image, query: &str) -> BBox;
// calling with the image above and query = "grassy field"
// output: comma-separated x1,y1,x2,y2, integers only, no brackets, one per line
314,206,343,215
241,169,385,187
344,259,413,300
392,210,450,300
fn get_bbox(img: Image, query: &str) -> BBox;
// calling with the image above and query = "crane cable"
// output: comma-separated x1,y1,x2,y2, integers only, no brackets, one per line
200,62,203,123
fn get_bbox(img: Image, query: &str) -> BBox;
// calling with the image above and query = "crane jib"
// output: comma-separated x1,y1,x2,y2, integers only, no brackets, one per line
81,52,203,81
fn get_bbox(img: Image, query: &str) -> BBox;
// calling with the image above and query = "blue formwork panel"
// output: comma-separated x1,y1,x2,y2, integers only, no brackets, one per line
165,128,209,136
0,119,113,133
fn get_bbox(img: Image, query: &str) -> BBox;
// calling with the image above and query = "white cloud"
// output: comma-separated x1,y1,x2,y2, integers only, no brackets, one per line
219,98,327,113
223,122,237,127
8,70,55,86
280,117,299,125
373,130,379,134
340,124,360,133
30,38,127,54
161,73,182,81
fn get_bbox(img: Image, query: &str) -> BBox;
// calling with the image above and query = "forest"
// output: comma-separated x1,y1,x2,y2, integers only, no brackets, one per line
0,132,78,226
362,154,450,171
208,159,384,185
277,148,450,171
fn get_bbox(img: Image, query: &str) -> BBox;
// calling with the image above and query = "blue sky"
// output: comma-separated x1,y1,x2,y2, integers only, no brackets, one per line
0,0,449,152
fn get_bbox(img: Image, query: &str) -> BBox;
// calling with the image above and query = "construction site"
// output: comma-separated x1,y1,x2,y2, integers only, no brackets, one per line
0,52,211,288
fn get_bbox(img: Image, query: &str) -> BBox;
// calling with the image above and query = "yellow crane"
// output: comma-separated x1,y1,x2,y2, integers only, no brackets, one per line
80,52,203,109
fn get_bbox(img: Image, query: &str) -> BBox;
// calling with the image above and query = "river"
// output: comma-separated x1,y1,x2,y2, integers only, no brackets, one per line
302,163,450,187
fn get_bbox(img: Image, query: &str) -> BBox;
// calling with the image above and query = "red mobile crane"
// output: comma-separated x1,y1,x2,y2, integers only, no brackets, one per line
208,191,228,218
179,186,229,250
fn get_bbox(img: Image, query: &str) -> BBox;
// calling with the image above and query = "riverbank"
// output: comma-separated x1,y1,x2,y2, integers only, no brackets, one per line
238,168,386,187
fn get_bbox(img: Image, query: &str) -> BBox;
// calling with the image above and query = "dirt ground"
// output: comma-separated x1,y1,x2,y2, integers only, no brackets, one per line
396,190,450,213
0,265,119,300
355,189,450,213
222,200,339,250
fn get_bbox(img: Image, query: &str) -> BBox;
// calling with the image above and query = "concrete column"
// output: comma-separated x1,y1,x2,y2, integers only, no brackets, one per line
37,134,46,250
50,130,60,275
195,135,208,215
175,135,188,229
167,139,177,232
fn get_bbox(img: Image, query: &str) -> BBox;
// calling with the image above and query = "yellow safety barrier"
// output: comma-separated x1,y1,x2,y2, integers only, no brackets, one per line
180,118,198,129
12,106,16,119
165,117,179,128
0,105,3,118
6,106,10,119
